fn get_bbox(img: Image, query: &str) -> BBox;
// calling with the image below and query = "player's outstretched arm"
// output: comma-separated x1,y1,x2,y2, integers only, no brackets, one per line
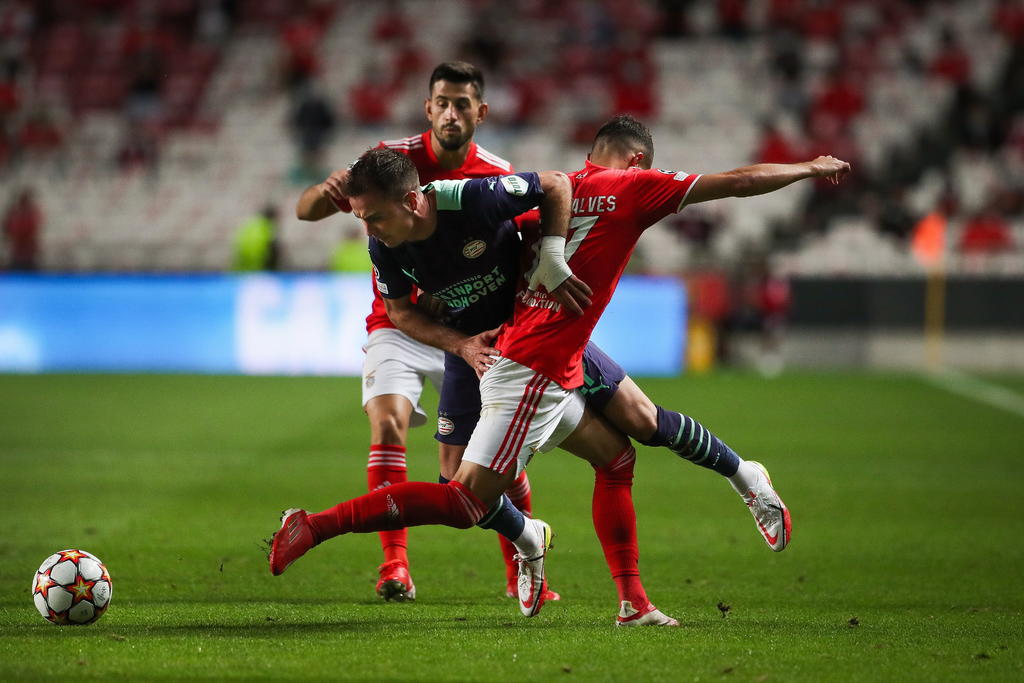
533,170,593,315
295,169,352,220
684,156,851,206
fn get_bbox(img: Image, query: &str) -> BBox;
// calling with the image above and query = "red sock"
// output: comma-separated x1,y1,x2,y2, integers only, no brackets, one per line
592,446,649,610
498,470,534,585
308,480,486,541
367,444,408,565
507,470,533,512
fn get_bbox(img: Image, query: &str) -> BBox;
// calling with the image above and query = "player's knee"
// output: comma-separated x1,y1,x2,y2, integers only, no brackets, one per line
444,480,485,528
634,406,659,440
627,397,658,440
605,383,658,442
593,445,637,481
371,412,407,445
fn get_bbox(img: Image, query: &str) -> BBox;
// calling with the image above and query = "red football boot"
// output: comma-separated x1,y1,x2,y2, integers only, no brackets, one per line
269,508,316,576
376,560,416,602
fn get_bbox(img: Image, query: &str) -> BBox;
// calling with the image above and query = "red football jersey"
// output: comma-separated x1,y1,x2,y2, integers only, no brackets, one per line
497,160,702,388
363,131,514,333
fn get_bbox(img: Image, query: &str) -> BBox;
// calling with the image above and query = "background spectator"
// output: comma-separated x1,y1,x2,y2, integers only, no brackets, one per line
331,224,372,273
233,204,280,272
3,187,41,271
289,81,337,184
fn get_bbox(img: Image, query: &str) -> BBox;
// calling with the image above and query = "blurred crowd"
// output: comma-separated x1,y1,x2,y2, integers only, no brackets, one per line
749,0,1024,257
2,0,1023,279
0,0,244,175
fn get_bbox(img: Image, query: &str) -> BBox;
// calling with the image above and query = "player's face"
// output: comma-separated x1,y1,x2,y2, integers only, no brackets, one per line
425,80,487,151
350,190,415,248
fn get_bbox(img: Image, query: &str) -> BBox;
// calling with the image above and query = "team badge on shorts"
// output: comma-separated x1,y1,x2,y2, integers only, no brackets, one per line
365,370,375,388
462,240,486,258
437,416,455,436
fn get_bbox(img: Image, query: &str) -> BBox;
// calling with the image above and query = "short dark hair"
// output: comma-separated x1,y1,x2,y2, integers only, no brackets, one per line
592,115,655,165
342,148,420,200
428,61,485,99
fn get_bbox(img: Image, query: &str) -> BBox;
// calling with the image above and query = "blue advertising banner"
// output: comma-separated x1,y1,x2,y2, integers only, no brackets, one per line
0,274,685,375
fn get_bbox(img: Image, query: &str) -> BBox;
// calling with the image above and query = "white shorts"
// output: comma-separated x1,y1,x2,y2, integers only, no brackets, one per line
462,356,585,477
362,328,445,428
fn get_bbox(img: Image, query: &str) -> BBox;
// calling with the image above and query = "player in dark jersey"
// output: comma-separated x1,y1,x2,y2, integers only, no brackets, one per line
295,63,529,601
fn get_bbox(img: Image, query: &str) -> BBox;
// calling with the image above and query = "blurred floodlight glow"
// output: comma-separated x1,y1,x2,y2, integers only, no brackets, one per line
234,274,366,375
0,326,41,372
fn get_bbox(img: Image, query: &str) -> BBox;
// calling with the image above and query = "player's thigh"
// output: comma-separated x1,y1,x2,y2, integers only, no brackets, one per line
580,340,627,411
579,341,656,443
436,353,482,447
462,357,578,478
362,328,444,430
600,376,658,442
558,405,632,469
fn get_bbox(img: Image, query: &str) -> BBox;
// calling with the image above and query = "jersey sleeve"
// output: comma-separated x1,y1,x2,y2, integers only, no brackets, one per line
513,208,541,234
629,168,703,225
444,172,545,225
368,239,413,299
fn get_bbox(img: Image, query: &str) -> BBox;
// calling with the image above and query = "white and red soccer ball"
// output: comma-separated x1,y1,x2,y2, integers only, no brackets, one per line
32,549,112,625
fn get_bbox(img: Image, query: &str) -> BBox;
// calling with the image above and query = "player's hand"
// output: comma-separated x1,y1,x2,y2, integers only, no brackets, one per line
458,327,500,379
550,275,593,316
319,169,352,211
811,156,851,185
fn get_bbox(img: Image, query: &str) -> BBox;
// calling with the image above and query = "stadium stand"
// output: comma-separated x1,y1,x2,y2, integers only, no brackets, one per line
1,0,1022,277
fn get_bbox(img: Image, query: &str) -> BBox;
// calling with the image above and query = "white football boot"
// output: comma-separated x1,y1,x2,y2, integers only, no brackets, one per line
737,461,792,551
615,601,680,627
515,518,553,617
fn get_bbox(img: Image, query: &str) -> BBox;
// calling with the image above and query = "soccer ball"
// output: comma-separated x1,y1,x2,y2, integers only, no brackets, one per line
32,549,112,625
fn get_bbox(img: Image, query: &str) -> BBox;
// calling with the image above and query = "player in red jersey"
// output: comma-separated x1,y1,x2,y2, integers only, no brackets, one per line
271,115,849,624
297,62,546,602
495,116,845,571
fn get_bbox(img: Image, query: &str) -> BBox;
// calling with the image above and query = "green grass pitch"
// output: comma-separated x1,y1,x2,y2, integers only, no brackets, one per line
1,372,1022,680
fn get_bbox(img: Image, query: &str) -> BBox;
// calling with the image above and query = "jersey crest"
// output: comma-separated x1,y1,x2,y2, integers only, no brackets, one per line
462,240,486,259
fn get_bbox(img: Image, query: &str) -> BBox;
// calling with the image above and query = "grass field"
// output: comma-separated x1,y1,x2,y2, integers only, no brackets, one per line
1,371,1022,681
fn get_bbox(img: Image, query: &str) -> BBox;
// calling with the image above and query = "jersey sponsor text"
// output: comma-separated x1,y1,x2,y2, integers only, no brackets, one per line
435,266,508,310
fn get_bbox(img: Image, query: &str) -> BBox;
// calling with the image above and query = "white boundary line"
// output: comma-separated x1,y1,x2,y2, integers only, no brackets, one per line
922,369,1024,419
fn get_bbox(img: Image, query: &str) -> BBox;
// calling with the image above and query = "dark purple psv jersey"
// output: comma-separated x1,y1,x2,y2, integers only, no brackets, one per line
369,173,544,335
